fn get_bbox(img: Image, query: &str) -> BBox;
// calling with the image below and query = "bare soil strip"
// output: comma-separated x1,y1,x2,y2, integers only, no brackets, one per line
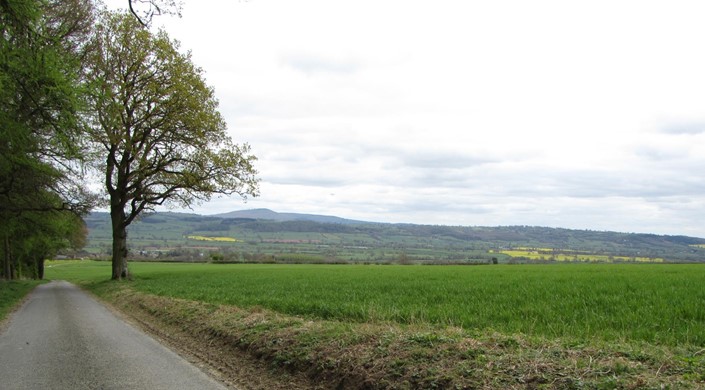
100,286,704,389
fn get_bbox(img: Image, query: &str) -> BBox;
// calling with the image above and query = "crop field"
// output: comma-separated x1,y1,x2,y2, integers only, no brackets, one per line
494,248,665,263
48,261,705,347
186,235,240,242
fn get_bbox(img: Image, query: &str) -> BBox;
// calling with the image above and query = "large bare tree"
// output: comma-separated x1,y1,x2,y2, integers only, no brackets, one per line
86,11,258,280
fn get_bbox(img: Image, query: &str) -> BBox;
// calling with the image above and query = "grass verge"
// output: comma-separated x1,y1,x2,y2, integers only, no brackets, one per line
90,281,705,389
0,280,43,322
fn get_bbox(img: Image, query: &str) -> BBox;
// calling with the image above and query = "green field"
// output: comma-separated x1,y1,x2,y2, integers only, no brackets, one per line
47,261,705,347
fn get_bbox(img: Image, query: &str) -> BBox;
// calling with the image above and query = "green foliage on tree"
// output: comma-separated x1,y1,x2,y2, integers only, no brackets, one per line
2,201,87,280
86,11,259,280
0,0,95,279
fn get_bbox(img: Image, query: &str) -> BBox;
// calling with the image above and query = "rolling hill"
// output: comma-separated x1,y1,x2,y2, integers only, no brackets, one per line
80,209,705,264
212,208,366,224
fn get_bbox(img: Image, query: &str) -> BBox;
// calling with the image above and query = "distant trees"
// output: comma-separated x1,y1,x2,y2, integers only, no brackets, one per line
0,0,95,279
3,204,87,279
85,11,258,280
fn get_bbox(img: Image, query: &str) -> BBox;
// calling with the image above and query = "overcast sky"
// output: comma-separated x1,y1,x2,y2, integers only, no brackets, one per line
106,0,705,237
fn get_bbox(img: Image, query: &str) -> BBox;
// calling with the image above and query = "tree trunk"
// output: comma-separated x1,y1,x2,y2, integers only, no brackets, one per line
36,258,45,280
9,254,15,280
3,235,10,280
110,206,129,280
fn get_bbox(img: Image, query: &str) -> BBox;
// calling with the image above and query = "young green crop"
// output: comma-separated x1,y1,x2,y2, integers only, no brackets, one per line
48,261,705,346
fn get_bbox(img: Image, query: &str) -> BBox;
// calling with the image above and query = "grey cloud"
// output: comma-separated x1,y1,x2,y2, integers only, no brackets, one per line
400,161,705,202
522,166,705,200
281,52,361,75
634,146,684,162
382,199,495,216
659,122,705,135
401,151,498,169
265,175,349,188
265,142,705,202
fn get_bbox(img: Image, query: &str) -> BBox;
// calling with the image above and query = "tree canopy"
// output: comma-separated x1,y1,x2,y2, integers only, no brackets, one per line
0,0,95,279
1,1,258,280
86,11,258,279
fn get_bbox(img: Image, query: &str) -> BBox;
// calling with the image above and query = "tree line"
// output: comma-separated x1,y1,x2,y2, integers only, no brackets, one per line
1,0,258,280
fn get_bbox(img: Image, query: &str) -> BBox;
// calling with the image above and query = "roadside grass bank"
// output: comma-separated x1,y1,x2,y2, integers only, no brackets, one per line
47,261,705,388
0,280,44,322
99,285,705,389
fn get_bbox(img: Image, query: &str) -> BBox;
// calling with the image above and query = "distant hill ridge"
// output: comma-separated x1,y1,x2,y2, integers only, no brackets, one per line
82,209,705,262
211,208,366,225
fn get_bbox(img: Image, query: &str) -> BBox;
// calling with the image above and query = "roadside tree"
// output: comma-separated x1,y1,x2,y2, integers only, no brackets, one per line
2,201,87,280
85,11,258,280
0,0,96,279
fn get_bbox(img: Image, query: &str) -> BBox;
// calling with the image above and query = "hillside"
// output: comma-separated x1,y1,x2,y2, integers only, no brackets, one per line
81,210,705,264
212,208,365,224
80,209,705,264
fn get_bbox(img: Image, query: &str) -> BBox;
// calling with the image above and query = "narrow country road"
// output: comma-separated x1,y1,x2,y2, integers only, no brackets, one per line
0,281,229,390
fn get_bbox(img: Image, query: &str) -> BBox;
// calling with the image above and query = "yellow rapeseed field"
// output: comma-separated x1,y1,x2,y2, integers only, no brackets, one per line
492,248,663,263
186,235,240,242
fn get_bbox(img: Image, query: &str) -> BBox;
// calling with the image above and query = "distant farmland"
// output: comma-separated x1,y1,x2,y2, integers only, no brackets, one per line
493,247,665,263
82,212,705,264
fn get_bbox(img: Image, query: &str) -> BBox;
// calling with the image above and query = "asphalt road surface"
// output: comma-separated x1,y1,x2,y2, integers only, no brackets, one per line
0,281,229,390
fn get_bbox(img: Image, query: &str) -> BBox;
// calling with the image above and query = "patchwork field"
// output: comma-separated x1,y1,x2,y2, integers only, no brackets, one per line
82,212,705,264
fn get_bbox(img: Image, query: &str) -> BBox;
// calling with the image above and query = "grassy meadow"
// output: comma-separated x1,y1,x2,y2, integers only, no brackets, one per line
47,261,705,347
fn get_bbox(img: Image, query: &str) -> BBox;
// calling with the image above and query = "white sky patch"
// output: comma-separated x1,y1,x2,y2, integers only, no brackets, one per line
101,0,705,237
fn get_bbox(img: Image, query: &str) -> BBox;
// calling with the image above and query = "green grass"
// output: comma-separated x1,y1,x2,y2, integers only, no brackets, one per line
0,280,43,321
48,261,705,347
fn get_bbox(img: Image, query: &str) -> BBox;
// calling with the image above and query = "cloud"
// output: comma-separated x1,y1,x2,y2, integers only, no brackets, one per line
399,150,498,170
99,0,705,237
658,122,705,135
281,52,361,75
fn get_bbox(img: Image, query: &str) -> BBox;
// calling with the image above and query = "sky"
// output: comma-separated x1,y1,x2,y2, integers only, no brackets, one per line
105,0,705,237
